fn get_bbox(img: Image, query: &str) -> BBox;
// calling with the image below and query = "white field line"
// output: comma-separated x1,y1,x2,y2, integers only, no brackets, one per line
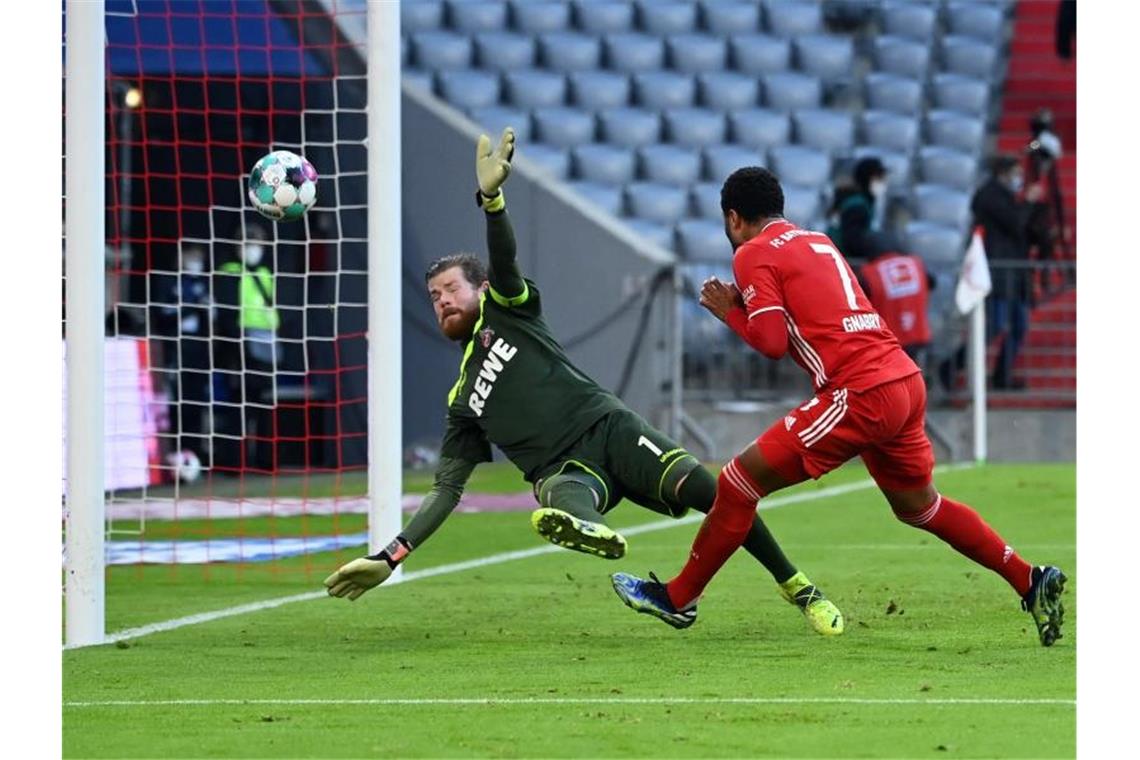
79,463,977,650
64,696,1074,708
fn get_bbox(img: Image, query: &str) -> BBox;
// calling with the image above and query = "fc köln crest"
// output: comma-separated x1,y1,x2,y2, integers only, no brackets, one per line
479,327,495,348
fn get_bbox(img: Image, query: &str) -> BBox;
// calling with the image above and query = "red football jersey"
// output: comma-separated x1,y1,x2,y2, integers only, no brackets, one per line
732,220,919,393
859,253,932,348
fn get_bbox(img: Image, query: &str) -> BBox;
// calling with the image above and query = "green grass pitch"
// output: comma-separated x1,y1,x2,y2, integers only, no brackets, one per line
64,462,1075,758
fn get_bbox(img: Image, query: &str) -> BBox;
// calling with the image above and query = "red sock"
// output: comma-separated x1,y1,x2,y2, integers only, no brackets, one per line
667,459,764,608
895,494,1034,597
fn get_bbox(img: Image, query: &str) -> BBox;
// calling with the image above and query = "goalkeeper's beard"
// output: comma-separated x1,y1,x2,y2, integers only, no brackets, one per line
439,306,479,342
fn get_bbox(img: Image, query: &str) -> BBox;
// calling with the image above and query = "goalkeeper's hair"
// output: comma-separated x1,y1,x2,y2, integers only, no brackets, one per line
721,166,784,223
425,253,487,286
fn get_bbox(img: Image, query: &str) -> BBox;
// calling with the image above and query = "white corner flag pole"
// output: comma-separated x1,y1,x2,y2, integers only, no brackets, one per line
971,302,987,464
65,0,106,648
367,0,403,579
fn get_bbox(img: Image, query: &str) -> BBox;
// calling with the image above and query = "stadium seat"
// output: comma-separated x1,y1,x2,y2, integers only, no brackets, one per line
880,1,938,41
639,144,703,185
636,0,698,35
793,34,855,83
946,1,1006,40
925,110,986,154
851,145,912,190
503,69,567,108
917,146,979,192
905,220,967,267
701,1,761,35
474,32,537,71
403,69,434,92
690,181,723,220
411,31,473,70
729,33,791,75
762,0,823,37
573,143,636,184
437,70,501,110
704,144,765,183
510,0,571,34
728,108,792,151
402,1,445,34
872,35,931,79
573,0,635,34
940,35,1000,80
763,72,822,111
604,33,666,72
664,108,728,148
447,0,508,34
698,71,760,110
931,73,991,116
568,180,625,216
623,217,676,250
539,32,602,72
667,34,729,74
678,218,733,260
864,72,924,116
860,110,920,153
519,143,571,179
626,182,688,224
532,106,597,148
911,184,972,230
568,70,631,109
793,108,855,154
634,71,697,109
598,107,662,147
768,145,831,188
469,105,533,144
782,184,822,226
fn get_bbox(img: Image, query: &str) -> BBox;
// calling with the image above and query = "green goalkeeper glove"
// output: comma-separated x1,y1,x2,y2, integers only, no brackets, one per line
323,537,411,601
475,127,515,204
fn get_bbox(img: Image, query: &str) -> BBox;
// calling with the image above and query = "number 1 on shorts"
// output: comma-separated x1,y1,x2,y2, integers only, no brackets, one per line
637,435,663,457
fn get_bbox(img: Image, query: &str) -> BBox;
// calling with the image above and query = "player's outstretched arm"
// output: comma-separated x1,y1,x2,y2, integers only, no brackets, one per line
324,457,476,601
475,128,528,304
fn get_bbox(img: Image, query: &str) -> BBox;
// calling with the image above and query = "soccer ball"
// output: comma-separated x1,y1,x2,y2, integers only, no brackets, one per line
248,150,318,222
167,450,203,484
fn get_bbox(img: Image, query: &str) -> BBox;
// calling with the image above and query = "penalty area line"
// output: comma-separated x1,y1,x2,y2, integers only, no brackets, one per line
77,462,975,650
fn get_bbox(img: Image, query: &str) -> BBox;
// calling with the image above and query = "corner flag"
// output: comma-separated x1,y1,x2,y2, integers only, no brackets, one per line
955,227,991,316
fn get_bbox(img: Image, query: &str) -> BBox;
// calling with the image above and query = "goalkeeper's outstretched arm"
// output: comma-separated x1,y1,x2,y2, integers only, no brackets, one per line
474,127,527,304
324,457,476,600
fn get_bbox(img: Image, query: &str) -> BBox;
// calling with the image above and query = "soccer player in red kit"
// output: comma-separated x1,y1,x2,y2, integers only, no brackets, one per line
611,167,1067,646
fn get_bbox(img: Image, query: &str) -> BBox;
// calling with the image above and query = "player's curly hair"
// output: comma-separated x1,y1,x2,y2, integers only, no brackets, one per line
425,252,487,286
720,166,784,223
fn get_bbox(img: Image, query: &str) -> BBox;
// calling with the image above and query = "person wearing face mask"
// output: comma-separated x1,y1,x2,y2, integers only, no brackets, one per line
827,157,889,261
1025,108,1071,268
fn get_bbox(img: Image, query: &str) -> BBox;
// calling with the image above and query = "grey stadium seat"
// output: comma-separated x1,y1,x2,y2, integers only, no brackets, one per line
873,35,931,79
634,71,697,109
763,0,823,37
573,143,636,184
598,107,662,147
860,110,920,153
639,144,703,185
946,2,1006,40
539,32,602,72
403,69,434,92
729,108,792,151
940,36,1000,80
730,34,791,75
704,144,765,183
926,110,985,154
437,70,501,110
626,182,689,225
917,146,979,192
637,0,698,35
905,220,966,267
768,145,831,188
623,217,676,251
447,0,508,34
763,72,822,111
412,31,473,70
793,34,855,83
793,108,855,154
469,105,533,144
510,0,571,34
782,185,822,226
474,32,536,71
880,1,938,41
519,144,570,179
573,0,635,34
678,219,733,261
852,145,912,191
568,181,625,216
604,33,666,72
931,73,991,116
568,70,631,109
865,73,924,116
503,69,567,108
912,184,972,230
402,1,444,34
701,1,761,35
668,34,729,74
664,108,728,148
698,71,760,110
532,106,597,148
690,182,723,220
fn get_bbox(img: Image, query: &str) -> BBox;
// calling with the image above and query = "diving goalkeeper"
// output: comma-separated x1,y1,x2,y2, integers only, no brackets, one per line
323,128,843,635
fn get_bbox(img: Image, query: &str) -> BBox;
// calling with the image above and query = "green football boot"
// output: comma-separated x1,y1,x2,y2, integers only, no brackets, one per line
531,507,627,559
779,571,845,636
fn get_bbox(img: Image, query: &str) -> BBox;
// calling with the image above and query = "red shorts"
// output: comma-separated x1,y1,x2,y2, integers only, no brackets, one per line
756,372,934,491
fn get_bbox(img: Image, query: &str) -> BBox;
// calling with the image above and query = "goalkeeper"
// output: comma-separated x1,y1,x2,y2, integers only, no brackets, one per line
324,128,843,636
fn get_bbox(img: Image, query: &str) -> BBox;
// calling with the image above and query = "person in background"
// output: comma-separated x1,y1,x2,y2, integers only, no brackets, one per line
1025,109,1071,267
827,157,889,261
857,234,933,369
